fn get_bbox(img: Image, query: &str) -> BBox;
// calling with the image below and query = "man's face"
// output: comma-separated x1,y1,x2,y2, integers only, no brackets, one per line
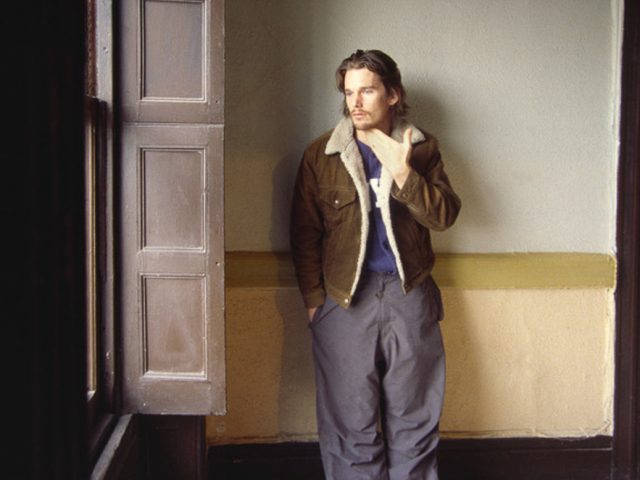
344,68,398,135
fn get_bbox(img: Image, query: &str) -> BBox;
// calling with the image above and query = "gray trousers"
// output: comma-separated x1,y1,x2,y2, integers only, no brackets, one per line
310,272,445,480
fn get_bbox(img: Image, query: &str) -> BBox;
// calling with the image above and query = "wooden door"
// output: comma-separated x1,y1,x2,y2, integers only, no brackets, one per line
118,0,225,415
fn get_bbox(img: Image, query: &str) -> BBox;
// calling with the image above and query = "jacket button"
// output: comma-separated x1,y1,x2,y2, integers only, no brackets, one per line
334,199,339,205
344,298,348,304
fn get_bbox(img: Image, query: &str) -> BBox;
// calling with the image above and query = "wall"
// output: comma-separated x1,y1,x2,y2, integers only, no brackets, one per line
210,0,622,444
225,0,620,254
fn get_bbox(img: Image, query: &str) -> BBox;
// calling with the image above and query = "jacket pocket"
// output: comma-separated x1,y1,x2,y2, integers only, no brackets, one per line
317,187,357,229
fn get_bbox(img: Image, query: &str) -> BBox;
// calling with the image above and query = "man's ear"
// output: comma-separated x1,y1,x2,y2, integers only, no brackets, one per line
387,88,400,107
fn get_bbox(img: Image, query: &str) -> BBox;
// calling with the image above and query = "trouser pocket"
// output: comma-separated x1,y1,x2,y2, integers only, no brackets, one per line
309,296,339,328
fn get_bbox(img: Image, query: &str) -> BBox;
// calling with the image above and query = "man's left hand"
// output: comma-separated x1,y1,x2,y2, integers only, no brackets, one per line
365,128,413,189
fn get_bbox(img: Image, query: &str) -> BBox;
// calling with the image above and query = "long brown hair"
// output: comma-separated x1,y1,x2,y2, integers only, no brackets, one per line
335,49,409,119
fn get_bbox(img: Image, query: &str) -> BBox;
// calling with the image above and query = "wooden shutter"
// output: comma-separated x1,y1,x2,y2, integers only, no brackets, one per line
119,0,225,415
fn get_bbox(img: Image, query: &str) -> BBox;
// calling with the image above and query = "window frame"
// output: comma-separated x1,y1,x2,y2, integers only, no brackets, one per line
86,0,120,469
85,94,119,466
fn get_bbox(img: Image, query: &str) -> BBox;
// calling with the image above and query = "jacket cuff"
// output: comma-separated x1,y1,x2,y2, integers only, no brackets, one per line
302,289,326,309
392,168,421,203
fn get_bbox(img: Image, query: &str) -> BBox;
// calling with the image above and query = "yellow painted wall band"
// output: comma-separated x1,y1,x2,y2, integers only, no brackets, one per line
225,252,616,289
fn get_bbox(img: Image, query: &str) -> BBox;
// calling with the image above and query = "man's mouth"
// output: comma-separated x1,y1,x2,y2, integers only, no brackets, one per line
351,111,367,118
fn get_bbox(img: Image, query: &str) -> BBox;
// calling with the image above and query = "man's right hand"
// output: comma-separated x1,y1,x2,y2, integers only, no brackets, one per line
307,307,319,323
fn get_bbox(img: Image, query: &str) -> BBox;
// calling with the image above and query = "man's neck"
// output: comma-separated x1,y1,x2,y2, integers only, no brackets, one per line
354,118,393,144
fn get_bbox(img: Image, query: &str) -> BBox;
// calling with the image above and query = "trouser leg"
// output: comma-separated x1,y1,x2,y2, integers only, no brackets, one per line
310,273,445,480
380,276,445,480
310,276,388,480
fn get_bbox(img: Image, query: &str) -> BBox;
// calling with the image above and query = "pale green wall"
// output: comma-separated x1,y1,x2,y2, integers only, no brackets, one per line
225,0,622,254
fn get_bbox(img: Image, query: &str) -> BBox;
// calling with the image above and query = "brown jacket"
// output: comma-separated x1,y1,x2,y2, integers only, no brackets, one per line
290,117,461,309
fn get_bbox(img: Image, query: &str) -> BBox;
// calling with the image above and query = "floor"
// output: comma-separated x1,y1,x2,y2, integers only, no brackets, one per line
208,442,324,480
207,437,612,480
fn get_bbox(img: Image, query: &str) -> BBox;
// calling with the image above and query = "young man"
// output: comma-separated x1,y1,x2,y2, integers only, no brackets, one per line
290,49,461,480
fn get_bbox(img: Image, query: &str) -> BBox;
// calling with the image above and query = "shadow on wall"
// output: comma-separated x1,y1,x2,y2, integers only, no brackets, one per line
270,153,299,252
274,288,318,440
225,0,330,252
409,87,487,253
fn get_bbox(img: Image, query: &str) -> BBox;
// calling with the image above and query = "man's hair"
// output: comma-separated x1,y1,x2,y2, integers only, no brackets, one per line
335,49,409,119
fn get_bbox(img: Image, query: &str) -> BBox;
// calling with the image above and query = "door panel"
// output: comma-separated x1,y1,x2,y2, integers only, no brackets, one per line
121,0,224,124
121,124,224,414
141,147,205,250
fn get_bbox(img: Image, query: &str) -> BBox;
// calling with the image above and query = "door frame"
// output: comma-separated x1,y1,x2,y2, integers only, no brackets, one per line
613,0,640,478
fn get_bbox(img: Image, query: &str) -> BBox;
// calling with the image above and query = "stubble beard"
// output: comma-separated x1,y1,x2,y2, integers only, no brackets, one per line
350,112,372,131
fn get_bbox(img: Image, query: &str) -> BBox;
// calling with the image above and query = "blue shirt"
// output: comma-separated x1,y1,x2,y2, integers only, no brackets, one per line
357,139,398,273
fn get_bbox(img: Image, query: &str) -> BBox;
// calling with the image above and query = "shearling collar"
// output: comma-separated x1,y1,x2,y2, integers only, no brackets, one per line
325,117,426,155
322,116,425,294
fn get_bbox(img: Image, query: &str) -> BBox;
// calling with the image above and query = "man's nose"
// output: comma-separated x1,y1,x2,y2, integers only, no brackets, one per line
354,93,363,107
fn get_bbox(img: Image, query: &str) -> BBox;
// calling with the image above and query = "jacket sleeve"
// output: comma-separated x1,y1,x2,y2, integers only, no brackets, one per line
391,138,461,231
290,149,326,308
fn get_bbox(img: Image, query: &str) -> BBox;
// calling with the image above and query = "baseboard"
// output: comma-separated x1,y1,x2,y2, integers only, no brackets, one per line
91,415,142,480
438,436,612,480
208,442,325,480
208,436,612,480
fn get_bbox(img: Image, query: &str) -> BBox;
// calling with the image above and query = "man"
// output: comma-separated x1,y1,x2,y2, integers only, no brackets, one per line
290,49,461,480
